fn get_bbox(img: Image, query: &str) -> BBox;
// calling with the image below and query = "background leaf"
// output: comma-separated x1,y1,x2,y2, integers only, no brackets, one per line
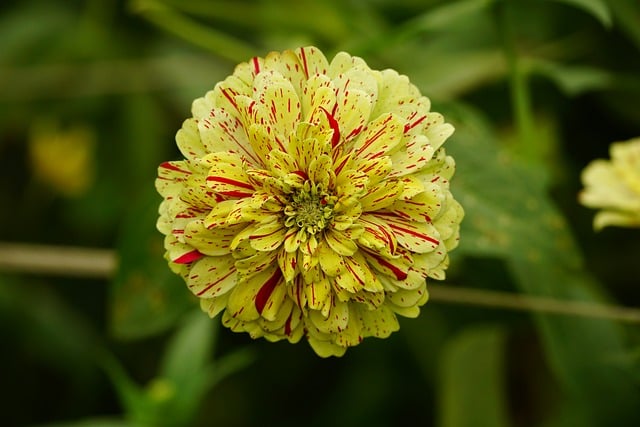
438,325,509,427
110,189,195,340
447,102,640,426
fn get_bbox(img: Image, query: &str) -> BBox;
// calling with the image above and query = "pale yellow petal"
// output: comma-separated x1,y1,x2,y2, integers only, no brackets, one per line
227,264,282,321
357,305,399,339
187,256,237,298
351,113,403,160
359,179,404,212
204,152,254,198
325,228,358,256
249,221,286,252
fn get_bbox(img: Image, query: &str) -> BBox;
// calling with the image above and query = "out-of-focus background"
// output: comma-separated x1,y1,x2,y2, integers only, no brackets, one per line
1,0,640,426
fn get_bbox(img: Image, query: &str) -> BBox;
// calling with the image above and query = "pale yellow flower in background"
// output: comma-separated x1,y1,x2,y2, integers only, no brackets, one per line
580,137,640,230
156,46,463,357
29,121,95,197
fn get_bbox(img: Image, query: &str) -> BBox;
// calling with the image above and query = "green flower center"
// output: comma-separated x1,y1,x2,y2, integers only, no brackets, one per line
284,181,335,235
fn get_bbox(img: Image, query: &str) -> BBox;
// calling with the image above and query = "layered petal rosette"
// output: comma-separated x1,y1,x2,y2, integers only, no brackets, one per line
580,137,640,230
156,46,463,357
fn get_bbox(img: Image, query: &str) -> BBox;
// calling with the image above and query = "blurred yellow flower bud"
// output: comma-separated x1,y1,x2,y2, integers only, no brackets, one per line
29,120,95,197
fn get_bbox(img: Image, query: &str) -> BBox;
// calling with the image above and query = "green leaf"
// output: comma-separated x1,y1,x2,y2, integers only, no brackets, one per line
109,189,195,340
531,60,613,96
401,0,496,35
548,0,612,27
130,0,256,62
447,103,640,425
438,325,509,427
154,310,254,426
607,0,640,51
160,309,218,386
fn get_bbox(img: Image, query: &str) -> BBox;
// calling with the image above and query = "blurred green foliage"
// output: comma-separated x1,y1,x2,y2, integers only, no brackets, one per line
1,0,640,426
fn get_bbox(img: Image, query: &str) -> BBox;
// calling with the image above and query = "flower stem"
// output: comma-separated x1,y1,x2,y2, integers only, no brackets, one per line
496,1,535,150
428,283,640,324
2,242,640,324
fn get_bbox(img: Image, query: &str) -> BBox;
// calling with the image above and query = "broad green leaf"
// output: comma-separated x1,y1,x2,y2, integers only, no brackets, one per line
438,326,509,427
154,310,218,426
447,103,640,425
548,0,612,27
110,189,195,340
130,0,255,62
607,0,640,51
401,0,496,35
531,60,613,96
160,309,217,386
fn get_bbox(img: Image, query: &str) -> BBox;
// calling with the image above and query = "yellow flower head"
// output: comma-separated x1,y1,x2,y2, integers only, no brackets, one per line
580,137,640,230
156,47,464,357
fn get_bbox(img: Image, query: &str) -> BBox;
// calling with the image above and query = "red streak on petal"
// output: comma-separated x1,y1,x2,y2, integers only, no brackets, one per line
221,88,238,111
404,115,426,134
299,47,309,78
357,126,387,156
345,262,367,288
255,269,282,314
284,314,292,336
207,175,254,190
252,57,260,75
388,223,440,246
173,250,204,264
292,170,308,180
249,227,282,241
160,162,190,175
366,251,408,281
334,154,351,176
196,268,236,296
346,125,363,140
220,190,253,198
319,106,341,148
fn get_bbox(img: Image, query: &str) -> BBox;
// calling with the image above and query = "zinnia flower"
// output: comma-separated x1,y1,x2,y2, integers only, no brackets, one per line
156,46,463,357
580,137,640,230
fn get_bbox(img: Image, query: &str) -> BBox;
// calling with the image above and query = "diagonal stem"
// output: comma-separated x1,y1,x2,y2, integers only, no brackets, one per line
2,242,640,324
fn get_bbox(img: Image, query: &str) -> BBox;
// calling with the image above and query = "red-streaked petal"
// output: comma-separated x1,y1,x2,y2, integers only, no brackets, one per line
187,256,237,298
379,215,441,253
173,249,204,264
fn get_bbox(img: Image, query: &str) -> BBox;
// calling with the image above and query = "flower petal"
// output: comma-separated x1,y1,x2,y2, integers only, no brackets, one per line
359,179,404,211
295,46,329,79
205,152,254,198
198,108,260,165
227,264,283,321
249,221,286,252
184,220,245,256
357,305,399,338
380,214,441,253
308,298,349,334
325,228,358,256
351,113,403,160
187,256,237,298
305,271,332,310
200,293,230,318
277,248,298,282
307,336,347,358
252,70,302,147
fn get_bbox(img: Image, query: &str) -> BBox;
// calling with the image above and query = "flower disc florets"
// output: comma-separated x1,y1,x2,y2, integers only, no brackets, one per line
156,46,464,357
